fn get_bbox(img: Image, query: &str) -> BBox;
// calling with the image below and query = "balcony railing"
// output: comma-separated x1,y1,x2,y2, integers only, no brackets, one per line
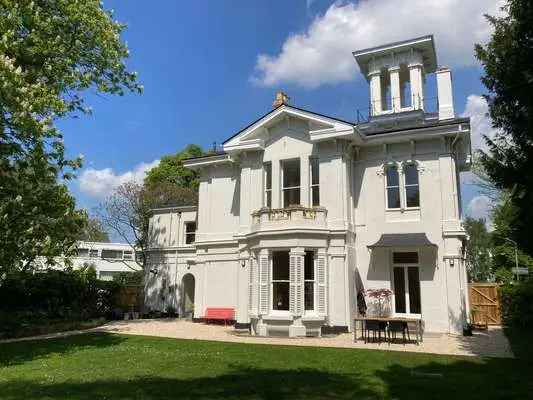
356,96,439,123
251,206,328,233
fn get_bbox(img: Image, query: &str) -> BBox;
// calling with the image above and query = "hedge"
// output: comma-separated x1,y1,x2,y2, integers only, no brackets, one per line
0,268,122,338
500,281,533,328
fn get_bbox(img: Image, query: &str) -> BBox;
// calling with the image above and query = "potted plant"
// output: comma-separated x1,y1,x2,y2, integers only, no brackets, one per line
365,289,393,317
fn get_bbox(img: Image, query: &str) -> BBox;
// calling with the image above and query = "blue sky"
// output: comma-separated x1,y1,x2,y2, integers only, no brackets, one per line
63,0,501,230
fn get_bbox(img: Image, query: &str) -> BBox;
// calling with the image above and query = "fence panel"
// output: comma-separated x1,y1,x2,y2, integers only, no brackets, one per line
469,283,501,325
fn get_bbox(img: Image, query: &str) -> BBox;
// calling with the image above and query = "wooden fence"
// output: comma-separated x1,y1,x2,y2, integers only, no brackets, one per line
468,283,501,326
117,285,143,312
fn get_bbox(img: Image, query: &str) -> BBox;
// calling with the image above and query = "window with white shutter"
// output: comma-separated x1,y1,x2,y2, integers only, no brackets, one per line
258,254,270,315
316,255,327,315
248,258,258,315
272,251,290,311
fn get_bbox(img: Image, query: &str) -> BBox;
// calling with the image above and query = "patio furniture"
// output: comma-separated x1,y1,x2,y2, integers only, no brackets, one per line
354,316,423,345
363,319,386,343
387,320,410,344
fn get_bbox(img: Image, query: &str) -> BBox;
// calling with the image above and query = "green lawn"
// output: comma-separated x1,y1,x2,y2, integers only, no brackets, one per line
0,333,531,400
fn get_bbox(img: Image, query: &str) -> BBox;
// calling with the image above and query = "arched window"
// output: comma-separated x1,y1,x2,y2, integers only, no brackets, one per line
385,165,401,209
404,163,420,208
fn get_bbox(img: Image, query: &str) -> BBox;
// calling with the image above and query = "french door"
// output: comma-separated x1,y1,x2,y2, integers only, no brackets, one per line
392,266,421,315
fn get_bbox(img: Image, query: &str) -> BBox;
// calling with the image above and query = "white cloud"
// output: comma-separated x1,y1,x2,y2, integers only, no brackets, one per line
78,159,160,199
461,94,499,153
252,0,504,88
466,195,493,229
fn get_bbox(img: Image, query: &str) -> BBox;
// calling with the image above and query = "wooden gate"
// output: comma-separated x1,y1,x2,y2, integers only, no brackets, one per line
468,283,501,325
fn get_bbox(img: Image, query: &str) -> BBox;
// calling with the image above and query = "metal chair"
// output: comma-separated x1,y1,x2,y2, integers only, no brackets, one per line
387,321,410,344
364,319,386,343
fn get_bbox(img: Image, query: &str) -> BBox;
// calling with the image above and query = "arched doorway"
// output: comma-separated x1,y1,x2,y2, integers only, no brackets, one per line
181,273,195,319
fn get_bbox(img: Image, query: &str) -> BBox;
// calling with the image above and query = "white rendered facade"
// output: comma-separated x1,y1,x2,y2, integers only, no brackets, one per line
145,36,472,336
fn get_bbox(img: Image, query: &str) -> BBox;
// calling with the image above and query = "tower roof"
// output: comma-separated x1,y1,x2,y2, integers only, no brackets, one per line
352,35,437,78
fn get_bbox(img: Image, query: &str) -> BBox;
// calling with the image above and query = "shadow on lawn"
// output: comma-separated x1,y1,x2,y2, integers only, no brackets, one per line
0,333,126,367
0,367,380,400
1,357,532,400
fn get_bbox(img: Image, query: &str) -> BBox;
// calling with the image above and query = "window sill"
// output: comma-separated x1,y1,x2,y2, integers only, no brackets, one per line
263,313,293,321
302,314,326,322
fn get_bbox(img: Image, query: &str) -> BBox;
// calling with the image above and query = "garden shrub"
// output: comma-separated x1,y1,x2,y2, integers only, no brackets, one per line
500,281,533,328
0,269,122,337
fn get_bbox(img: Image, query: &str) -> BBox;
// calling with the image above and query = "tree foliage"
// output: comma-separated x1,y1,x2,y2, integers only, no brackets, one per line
475,0,533,254
464,217,493,282
78,216,109,243
0,145,87,274
0,0,140,274
144,144,204,190
98,181,199,269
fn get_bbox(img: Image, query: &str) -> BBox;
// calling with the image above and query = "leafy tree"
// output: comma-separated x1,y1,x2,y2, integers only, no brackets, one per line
78,217,109,243
144,144,204,190
0,0,141,273
475,0,533,253
0,145,87,274
464,217,493,282
490,194,533,281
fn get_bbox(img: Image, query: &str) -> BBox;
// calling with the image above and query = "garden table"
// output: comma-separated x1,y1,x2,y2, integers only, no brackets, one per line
353,316,423,344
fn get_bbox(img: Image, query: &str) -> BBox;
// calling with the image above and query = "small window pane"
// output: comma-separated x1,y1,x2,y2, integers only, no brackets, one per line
312,186,320,207
311,158,319,185
386,166,399,187
393,252,419,264
404,164,419,185
272,251,289,280
101,249,122,259
304,251,314,280
185,222,196,244
283,160,300,188
387,187,401,209
266,191,272,208
408,267,421,314
405,186,420,208
393,267,406,313
283,188,300,208
264,163,272,190
123,251,133,260
273,282,290,310
304,282,314,310
89,249,99,258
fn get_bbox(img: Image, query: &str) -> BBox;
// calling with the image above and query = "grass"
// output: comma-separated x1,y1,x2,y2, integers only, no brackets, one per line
0,318,107,340
0,333,532,400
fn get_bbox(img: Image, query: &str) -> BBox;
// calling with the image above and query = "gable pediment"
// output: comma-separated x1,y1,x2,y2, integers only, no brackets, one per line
223,105,357,153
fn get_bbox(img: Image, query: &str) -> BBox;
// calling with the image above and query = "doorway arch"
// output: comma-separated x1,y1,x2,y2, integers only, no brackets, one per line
181,273,195,319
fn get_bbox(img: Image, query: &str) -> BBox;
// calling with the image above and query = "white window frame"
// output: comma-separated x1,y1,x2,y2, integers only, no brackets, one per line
384,164,401,210
309,158,319,207
264,162,272,208
281,158,301,208
184,222,196,245
304,250,316,314
390,250,422,317
270,250,291,315
402,162,420,209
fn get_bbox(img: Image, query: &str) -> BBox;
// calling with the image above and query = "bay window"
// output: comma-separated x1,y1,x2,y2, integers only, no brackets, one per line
282,159,300,208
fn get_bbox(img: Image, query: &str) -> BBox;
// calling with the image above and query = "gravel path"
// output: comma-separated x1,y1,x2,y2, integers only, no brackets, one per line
91,319,513,358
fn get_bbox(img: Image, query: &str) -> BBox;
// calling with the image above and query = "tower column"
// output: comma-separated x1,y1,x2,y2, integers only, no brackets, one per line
389,66,401,113
409,63,424,111
368,71,382,116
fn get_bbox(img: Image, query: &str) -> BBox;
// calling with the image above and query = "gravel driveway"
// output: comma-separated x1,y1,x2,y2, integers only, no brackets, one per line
91,319,513,358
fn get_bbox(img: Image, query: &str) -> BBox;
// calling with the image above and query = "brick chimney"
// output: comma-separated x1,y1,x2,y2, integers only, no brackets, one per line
273,91,290,108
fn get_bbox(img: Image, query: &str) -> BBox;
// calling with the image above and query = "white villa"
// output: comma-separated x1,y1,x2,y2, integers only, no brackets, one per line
144,36,472,337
